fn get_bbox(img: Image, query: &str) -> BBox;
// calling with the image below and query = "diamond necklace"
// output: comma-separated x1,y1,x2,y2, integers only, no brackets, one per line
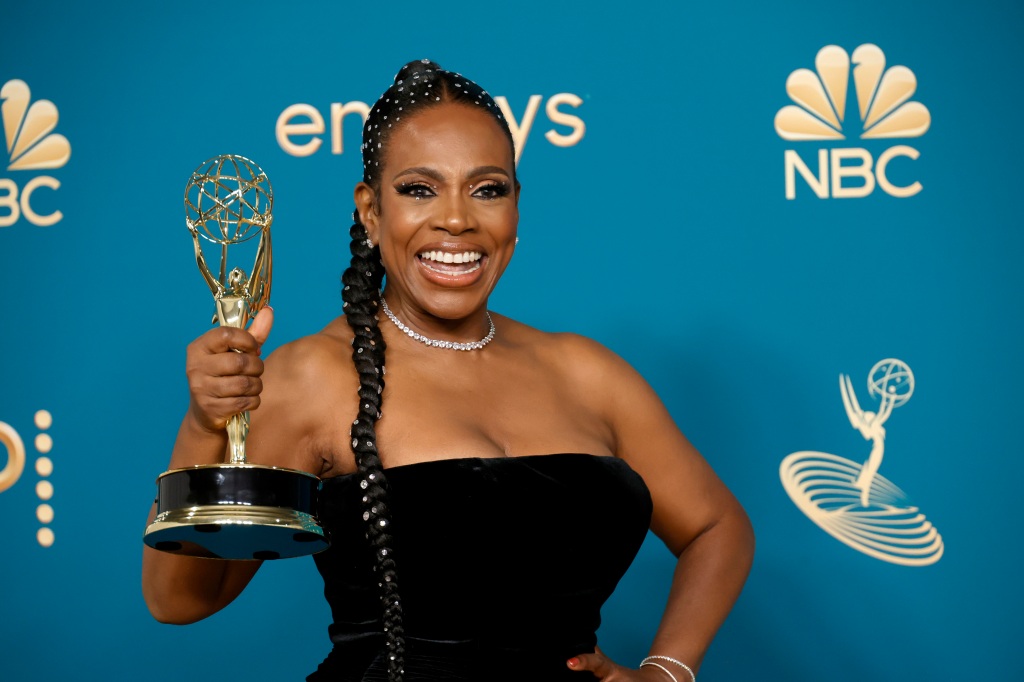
379,297,496,351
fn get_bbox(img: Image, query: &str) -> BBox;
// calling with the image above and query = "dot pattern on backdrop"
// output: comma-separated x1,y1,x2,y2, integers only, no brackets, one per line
34,410,54,548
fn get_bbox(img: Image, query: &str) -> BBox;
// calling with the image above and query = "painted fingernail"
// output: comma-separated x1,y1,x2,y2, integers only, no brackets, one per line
567,658,579,668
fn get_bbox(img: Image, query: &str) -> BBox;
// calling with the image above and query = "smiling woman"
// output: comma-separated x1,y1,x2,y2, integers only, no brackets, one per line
141,59,754,682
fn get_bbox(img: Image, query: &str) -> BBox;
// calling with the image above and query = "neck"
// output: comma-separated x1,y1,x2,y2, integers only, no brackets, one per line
379,294,495,351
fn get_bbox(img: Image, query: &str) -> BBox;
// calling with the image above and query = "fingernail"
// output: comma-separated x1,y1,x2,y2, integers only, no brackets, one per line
567,658,579,668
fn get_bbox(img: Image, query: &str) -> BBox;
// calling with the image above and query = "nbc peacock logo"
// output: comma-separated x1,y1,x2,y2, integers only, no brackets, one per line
0,78,71,227
775,45,929,200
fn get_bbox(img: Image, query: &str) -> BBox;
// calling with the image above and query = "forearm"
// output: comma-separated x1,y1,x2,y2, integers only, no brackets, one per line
648,508,755,673
141,413,258,624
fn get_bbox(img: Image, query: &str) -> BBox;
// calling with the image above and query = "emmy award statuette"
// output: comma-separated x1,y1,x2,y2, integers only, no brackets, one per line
143,155,329,560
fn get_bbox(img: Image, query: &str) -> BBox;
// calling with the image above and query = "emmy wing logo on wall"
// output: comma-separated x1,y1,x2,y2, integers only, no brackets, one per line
0,78,71,227
779,359,943,566
775,45,930,199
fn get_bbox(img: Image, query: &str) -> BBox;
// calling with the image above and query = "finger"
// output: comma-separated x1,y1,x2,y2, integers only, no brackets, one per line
196,393,262,417
188,375,263,419
248,306,274,348
194,350,265,379
187,359,264,403
204,374,263,399
568,650,616,677
192,326,261,355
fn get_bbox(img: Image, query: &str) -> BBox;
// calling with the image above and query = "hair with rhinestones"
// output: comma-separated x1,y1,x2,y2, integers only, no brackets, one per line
340,59,514,682
360,58,515,190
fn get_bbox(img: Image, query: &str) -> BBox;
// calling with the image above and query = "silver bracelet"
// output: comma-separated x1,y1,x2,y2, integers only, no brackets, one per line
639,661,678,682
641,656,696,682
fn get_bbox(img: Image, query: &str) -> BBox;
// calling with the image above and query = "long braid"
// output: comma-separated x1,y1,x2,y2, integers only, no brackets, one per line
340,58,515,681
341,213,405,681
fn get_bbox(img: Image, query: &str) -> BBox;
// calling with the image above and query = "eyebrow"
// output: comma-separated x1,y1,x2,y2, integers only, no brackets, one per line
392,165,511,183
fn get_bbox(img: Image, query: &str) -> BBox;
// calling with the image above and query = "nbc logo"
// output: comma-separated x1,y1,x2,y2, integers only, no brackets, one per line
0,79,71,227
775,45,929,200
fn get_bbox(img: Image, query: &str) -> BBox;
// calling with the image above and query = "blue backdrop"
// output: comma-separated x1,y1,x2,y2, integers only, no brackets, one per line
2,1,1022,679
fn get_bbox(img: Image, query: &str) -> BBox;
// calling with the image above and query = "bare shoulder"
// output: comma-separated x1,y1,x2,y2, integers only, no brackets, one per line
259,316,356,426
263,317,353,382
496,315,648,409
248,316,356,474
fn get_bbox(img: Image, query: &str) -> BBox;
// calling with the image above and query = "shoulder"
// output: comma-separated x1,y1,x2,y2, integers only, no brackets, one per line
264,317,353,379
249,317,357,473
495,315,648,405
259,317,358,417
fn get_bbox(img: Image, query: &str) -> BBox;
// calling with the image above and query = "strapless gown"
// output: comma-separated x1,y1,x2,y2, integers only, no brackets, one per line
307,453,653,681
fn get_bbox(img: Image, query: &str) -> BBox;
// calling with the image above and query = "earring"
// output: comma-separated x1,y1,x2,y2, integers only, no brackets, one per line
364,238,374,249
515,236,520,245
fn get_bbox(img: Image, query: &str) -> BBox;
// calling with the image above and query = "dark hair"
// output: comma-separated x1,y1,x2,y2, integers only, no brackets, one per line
360,58,516,190
340,59,514,682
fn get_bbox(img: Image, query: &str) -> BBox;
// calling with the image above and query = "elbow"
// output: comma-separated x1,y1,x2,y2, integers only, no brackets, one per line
143,587,198,625
148,609,192,626
143,593,213,625
736,505,756,571
721,497,755,569
688,501,756,572
142,578,220,626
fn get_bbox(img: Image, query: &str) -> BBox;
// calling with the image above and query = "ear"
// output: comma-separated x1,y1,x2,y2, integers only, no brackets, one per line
354,182,379,241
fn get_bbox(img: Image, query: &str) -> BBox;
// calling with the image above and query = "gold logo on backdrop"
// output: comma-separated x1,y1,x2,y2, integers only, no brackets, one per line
2,80,71,170
774,45,929,199
775,44,930,140
0,411,56,547
779,360,943,566
275,94,586,164
0,79,71,226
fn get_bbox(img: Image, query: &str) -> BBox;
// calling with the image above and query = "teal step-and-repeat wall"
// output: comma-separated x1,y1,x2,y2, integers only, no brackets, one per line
2,1,1021,679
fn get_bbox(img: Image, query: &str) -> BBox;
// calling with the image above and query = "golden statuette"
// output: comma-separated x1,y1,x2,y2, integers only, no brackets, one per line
143,155,328,560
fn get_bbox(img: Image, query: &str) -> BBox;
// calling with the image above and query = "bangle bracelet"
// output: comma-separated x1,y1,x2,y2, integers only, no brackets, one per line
641,656,696,682
639,661,678,682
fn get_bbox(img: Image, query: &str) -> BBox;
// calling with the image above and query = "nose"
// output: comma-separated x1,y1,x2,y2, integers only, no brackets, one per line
437,190,475,234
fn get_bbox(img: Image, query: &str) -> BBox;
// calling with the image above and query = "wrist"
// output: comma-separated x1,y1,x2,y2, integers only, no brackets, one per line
640,656,695,682
169,411,230,468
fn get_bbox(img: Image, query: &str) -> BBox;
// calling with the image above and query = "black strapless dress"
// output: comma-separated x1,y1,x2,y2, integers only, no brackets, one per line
307,453,653,681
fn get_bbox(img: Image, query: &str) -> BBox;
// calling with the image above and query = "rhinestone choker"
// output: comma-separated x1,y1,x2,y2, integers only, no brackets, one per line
380,297,495,351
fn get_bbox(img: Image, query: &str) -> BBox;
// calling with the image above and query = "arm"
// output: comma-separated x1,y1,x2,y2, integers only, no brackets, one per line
142,308,274,624
568,338,754,678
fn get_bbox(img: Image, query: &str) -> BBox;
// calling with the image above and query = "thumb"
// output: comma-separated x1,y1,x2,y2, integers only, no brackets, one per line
249,305,274,347
568,647,616,678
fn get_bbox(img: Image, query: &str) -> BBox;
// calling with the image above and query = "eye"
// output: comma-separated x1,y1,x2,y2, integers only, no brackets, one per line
472,181,510,200
395,182,436,200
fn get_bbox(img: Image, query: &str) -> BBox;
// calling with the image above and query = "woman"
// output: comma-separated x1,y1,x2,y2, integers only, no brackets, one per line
142,59,754,682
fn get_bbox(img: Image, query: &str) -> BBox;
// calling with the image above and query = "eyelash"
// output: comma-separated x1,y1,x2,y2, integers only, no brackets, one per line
395,181,510,200
395,183,435,199
474,182,510,200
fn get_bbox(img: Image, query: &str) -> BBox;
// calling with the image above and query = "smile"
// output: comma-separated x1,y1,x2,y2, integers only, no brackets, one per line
417,250,483,274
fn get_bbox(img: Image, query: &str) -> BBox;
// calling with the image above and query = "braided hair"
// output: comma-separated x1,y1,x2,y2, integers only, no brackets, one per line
339,59,515,681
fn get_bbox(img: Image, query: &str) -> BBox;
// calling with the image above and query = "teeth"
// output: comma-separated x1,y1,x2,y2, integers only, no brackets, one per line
419,250,482,263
